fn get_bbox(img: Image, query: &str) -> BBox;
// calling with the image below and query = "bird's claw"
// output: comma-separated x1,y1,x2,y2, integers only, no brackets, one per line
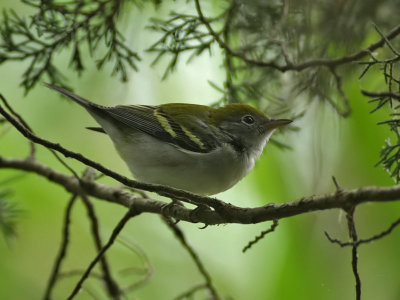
161,199,184,223
189,203,212,224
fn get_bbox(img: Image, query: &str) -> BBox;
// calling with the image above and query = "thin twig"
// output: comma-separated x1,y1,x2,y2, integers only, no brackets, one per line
0,93,36,158
374,24,400,56
222,0,237,103
194,0,400,72
163,217,220,300
325,217,400,247
51,151,81,180
0,93,80,179
81,194,122,299
356,217,400,245
67,207,139,300
242,220,279,253
173,283,208,300
43,194,78,300
1,0,139,91
362,90,400,100
332,176,342,192
346,208,361,300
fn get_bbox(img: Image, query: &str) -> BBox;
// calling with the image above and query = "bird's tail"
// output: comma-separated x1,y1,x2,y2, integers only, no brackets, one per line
44,83,102,109
44,83,115,136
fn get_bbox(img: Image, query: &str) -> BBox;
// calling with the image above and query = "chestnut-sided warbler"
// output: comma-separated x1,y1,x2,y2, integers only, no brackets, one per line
45,83,292,195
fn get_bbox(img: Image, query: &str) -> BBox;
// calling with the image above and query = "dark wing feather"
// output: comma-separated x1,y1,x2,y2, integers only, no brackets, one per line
106,105,172,140
45,83,219,153
103,105,217,153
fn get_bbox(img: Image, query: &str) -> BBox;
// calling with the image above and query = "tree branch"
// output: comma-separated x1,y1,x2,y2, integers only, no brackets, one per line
67,207,139,300
163,217,220,299
194,0,400,72
43,194,78,300
81,193,122,299
325,217,400,248
242,219,279,253
361,90,400,101
1,91,400,226
1,155,400,226
347,208,361,300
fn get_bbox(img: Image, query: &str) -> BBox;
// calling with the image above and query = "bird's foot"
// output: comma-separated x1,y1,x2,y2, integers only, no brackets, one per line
189,203,212,225
161,199,184,224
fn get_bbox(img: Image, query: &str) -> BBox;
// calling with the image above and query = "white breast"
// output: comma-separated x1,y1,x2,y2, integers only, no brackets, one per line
112,132,255,195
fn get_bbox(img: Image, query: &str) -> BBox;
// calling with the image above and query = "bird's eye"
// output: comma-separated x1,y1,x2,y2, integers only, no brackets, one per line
242,115,255,125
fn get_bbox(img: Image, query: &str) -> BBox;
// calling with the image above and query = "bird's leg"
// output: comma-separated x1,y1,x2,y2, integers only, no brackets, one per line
189,203,212,224
161,199,185,224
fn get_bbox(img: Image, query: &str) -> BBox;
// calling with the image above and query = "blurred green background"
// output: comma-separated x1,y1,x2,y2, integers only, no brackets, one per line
1,1,400,300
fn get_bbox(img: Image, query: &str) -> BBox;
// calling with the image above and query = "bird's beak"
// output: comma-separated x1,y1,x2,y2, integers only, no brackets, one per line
265,118,292,130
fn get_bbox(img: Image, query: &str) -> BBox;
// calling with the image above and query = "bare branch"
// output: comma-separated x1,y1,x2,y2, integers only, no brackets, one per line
332,176,342,192
0,93,81,179
67,207,139,300
0,93,35,158
346,208,361,300
374,24,400,57
362,90,400,101
81,193,122,299
43,194,78,300
242,219,279,253
163,217,220,299
2,156,400,226
173,283,208,300
356,217,400,245
325,217,400,248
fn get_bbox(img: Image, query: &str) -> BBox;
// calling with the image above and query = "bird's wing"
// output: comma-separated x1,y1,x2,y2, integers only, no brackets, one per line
104,105,218,153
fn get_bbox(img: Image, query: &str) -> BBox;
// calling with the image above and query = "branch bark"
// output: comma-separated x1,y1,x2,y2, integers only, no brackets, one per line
1,156,399,225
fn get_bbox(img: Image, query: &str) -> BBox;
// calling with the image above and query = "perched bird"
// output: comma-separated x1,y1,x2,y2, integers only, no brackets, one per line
45,83,292,195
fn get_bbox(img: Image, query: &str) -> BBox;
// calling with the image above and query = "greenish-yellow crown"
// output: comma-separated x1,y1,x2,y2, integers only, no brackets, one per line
211,103,269,126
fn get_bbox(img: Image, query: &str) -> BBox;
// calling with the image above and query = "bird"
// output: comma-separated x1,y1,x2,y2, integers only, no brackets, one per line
45,83,292,195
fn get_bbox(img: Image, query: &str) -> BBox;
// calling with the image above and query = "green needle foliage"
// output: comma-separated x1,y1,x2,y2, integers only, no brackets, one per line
0,0,142,92
1,0,400,180
146,0,399,115
361,27,400,182
147,11,216,79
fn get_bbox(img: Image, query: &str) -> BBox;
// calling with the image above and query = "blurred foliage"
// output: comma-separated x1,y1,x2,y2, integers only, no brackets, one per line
0,0,143,91
0,0,398,108
0,189,19,239
360,26,400,182
148,0,399,113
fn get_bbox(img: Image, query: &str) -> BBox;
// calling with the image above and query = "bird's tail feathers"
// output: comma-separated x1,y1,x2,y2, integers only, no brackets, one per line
44,83,101,109
86,126,106,133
